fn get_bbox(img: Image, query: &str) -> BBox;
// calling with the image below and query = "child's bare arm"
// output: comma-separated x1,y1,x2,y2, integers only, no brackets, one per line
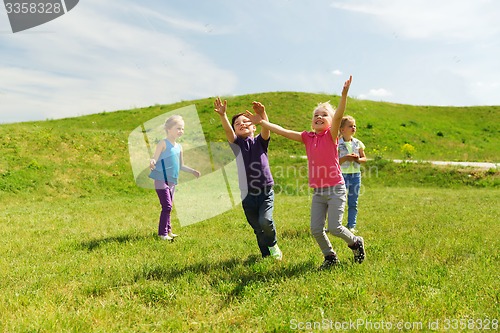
214,97,236,143
180,149,201,177
252,101,270,140
150,140,166,170
339,154,355,164
357,148,367,164
331,76,352,139
245,110,302,142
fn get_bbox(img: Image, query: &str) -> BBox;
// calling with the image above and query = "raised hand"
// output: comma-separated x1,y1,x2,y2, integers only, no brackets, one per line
252,101,265,116
341,75,353,97
214,97,227,116
244,110,263,125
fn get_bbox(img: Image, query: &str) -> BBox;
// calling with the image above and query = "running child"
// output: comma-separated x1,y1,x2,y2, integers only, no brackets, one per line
245,76,365,268
213,98,282,260
149,115,200,240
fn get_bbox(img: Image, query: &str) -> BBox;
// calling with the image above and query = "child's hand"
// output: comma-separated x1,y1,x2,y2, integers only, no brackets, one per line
341,75,353,97
244,110,263,125
214,97,227,116
149,159,156,171
192,170,201,178
252,101,265,116
345,153,359,162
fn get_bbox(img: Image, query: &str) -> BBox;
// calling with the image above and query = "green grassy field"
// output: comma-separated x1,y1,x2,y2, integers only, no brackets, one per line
1,188,498,332
1,94,499,332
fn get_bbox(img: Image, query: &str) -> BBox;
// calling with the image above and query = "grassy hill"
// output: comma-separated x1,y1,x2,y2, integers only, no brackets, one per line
1,92,499,198
0,93,499,332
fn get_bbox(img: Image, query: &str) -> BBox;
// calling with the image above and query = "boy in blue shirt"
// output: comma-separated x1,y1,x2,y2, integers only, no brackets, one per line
214,97,282,260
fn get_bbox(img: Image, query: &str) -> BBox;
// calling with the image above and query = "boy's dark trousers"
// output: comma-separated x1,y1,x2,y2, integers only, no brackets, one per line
241,187,277,257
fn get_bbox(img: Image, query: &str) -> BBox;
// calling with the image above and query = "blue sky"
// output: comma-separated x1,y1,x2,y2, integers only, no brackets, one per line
1,0,499,124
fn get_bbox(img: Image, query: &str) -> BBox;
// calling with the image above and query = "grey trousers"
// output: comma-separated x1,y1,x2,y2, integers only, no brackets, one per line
310,185,357,257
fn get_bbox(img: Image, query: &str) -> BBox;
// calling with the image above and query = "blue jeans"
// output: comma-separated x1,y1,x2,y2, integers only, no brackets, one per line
342,173,361,229
241,187,277,257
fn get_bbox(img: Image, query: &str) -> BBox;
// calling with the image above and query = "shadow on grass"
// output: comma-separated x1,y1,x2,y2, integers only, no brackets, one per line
135,255,318,302
79,234,149,251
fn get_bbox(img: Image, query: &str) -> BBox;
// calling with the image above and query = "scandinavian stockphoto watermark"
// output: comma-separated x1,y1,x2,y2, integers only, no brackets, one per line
128,105,378,227
3,0,79,33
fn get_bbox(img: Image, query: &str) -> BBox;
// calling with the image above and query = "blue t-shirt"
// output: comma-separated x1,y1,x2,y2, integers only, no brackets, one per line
230,134,274,191
149,139,181,184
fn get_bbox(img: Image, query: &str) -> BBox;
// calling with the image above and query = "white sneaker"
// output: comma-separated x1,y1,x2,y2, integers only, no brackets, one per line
168,233,178,238
159,234,173,241
268,244,283,260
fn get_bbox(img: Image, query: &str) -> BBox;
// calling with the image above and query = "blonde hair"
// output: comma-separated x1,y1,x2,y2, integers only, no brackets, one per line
340,115,356,129
313,101,335,117
339,115,356,137
164,115,183,131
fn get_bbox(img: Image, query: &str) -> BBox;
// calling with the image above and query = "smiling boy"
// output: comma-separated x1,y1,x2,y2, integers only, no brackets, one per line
213,98,282,260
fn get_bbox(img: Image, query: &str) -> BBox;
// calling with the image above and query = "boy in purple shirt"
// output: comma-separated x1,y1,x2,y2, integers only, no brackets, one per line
214,97,282,260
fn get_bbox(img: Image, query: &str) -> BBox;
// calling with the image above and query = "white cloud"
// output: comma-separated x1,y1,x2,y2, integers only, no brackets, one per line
264,69,347,96
331,0,500,41
129,5,226,35
1,1,499,123
0,1,237,122
359,88,393,101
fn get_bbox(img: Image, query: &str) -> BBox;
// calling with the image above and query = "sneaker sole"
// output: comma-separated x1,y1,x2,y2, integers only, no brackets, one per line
354,236,365,263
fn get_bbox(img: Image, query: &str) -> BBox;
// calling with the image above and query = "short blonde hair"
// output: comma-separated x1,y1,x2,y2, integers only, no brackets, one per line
340,115,356,129
164,115,183,131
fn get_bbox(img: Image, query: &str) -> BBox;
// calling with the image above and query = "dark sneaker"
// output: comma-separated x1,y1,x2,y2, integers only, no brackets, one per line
319,254,339,270
349,236,365,263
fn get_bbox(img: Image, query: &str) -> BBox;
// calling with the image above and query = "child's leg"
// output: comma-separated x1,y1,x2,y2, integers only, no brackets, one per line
326,185,357,246
168,184,176,233
345,174,361,229
310,189,335,257
154,180,174,236
257,188,278,248
242,193,271,257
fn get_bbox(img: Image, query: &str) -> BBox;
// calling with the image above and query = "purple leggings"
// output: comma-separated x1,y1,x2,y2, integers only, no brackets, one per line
154,180,175,236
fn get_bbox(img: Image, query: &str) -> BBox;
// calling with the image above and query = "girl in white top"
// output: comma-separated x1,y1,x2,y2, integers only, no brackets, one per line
338,116,366,232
